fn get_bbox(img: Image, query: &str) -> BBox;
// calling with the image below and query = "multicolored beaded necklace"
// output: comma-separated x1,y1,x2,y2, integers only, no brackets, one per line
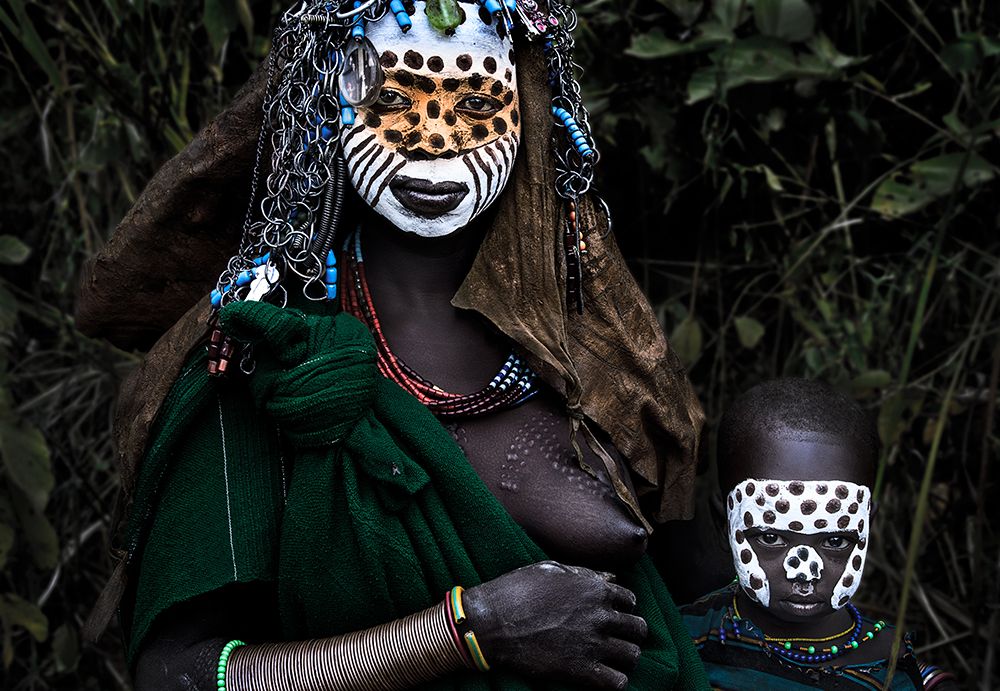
720,595,886,665
341,230,539,418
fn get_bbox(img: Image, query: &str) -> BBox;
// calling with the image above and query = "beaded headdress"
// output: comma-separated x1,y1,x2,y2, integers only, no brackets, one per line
208,0,604,360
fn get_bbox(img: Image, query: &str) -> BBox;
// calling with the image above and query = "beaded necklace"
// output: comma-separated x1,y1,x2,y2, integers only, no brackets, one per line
341,230,539,418
720,595,886,665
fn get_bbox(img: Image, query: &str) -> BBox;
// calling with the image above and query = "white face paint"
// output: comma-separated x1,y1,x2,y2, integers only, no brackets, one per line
341,5,520,237
727,478,871,610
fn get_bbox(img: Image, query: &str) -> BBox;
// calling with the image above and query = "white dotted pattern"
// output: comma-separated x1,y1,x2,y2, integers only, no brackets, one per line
726,478,871,609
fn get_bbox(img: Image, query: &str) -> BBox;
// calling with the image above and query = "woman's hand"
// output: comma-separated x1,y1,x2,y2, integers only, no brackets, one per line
463,561,647,690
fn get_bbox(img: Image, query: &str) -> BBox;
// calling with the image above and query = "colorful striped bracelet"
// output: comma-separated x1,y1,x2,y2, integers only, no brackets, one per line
448,586,490,673
216,639,246,690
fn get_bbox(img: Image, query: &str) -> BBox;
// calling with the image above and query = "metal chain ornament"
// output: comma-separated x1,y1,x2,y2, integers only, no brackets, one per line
208,0,607,372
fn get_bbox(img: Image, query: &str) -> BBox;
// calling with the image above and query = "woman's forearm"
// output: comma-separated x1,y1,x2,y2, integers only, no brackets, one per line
225,600,470,691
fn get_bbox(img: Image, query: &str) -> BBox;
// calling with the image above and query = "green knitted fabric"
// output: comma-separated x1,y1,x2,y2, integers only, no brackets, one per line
124,301,708,690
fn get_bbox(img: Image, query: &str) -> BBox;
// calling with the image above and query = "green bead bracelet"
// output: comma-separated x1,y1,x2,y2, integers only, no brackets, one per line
216,639,246,691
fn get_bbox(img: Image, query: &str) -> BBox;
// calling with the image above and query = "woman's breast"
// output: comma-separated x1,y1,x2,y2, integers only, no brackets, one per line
445,394,649,571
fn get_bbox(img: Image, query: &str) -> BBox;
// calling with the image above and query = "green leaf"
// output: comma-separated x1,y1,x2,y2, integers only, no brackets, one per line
0,236,30,266
940,39,981,72
0,523,13,570
713,0,751,30
686,36,840,104
754,0,816,42
852,370,892,393
0,2,62,89
0,593,48,641
653,0,703,25
872,153,997,218
203,0,238,54
0,420,53,510
51,624,79,673
670,316,703,367
626,24,731,59
10,486,58,570
734,316,766,348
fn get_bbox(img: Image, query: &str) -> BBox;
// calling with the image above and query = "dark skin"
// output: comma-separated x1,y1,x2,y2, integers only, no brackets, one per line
722,427,891,664
135,210,651,690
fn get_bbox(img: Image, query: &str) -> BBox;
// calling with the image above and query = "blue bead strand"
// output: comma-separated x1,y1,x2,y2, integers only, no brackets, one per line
389,0,412,31
551,106,595,159
324,250,338,301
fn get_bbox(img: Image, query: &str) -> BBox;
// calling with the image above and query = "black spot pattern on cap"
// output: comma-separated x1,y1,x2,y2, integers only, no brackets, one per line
736,489,743,502
735,530,745,543
836,485,850,499
756,496,766,506
403,50,423,69
746,482,756,496
776,499,790,513
814,519,828,529
789,521,803,531
457,54,473,70
744,512,754,527
848,502,859,514
789,481,805,495
763,510,775,524
766,483,780,496
380,51,398,68
816,484,828,495
801,500,817,515
826,499,842,513
838,515,851,529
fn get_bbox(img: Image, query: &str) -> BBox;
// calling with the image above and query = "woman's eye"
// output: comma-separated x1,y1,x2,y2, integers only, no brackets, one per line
456,95,501,117
755,533,786,547
375,89,411,109
822,536,851,550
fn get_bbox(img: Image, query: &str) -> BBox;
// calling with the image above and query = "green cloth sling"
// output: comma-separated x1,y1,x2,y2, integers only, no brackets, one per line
124,301,708,690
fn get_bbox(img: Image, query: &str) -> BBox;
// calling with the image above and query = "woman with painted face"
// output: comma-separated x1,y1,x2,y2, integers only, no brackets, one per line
680,379,957,690
76,0,709,690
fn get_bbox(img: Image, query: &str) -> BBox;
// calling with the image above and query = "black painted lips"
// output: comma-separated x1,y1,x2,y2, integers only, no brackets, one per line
389,176,469,218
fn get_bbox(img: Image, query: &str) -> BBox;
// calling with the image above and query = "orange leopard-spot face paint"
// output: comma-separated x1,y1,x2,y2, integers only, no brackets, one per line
341,3,520,237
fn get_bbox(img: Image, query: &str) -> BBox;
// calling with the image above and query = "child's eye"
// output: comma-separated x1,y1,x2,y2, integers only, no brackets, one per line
822,536,852,550
755,533,787,547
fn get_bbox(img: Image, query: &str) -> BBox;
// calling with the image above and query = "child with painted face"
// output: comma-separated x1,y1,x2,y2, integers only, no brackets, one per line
681,379,957,690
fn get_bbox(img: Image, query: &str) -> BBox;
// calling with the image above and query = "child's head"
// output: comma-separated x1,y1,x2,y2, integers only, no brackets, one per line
717,378,879,623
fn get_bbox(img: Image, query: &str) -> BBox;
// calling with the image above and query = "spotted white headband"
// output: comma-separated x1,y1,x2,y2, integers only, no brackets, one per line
726,478,871,609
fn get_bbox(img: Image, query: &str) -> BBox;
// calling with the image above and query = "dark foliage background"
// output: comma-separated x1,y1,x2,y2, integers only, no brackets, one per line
0,0,997,688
